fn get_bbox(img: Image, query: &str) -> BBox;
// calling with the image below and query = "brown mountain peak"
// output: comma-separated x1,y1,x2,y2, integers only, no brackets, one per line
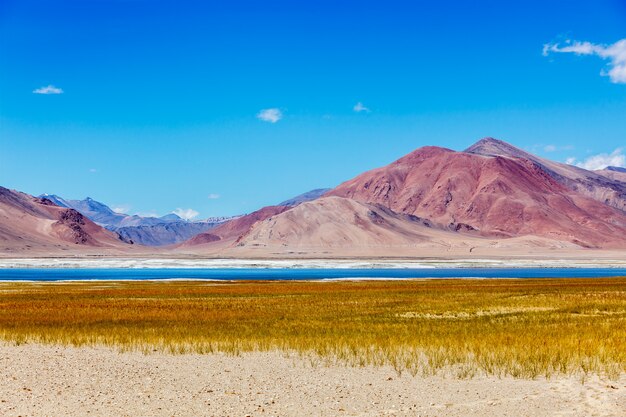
327,141,626,248
464,137,530,159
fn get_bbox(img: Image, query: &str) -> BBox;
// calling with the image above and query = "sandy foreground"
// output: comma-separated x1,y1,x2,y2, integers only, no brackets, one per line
0,344,624,417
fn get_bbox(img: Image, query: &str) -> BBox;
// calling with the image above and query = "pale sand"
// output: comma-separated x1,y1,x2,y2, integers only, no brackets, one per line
1,344,624,416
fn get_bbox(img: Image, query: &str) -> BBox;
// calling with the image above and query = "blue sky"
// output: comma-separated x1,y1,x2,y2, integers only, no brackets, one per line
1,0,625,218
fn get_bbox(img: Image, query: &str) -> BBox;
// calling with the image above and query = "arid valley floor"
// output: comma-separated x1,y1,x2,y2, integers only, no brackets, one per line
2,345,625,417
0,278,624,416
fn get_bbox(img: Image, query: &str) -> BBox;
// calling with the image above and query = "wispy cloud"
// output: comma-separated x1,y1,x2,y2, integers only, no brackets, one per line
257,108,283,123
135,211,160,218
33,85,64,94
542,144,573,153
207,193,220,199
112,205,130,214
353,102,370,113
565,148,625,170
89,168,97,173
173,208,199,220
544,145,557,152
543,39,626,83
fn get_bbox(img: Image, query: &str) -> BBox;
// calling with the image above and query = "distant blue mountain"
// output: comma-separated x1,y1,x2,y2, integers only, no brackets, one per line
39,195,127,226
159,213,183,222
39,194,71,208
279,188,330,206
38,194,234,246
114,221,220,246
116,214,184,228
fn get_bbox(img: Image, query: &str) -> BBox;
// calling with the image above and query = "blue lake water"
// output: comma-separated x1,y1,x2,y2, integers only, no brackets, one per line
0,268,625,281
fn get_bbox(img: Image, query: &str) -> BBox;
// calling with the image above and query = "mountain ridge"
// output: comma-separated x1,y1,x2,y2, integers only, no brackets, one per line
325,138,626,248
465,138,626,212
38,194,234,246
5,137,626,257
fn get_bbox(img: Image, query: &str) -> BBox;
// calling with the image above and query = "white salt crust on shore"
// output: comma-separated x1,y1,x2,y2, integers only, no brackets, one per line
1,257,626,269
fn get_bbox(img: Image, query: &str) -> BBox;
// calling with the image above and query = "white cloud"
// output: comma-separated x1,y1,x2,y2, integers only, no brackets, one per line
112,206,130,214
173,208,199,220
353,102,370,113
543,39,626,83
207,193,220,199
33,85,64,94
565,148,625,171
135,212,160,218
542,144,573,153
257,108,283,123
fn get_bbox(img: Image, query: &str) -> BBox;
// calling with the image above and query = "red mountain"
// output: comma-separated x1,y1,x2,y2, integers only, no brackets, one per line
0,186,134,256
229,196,580,258
326,139,626,248
465,138,626,212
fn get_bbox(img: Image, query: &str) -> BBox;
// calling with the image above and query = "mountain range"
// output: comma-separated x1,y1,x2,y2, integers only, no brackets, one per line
3,138,626,258
38,194,235,246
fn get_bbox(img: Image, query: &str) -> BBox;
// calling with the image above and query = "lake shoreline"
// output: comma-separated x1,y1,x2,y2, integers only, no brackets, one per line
2,257,626,269
1,267,626,281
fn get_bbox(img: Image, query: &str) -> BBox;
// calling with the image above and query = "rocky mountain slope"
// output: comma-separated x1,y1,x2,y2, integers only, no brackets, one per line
464,138,626,212
182,205,291,247
597,166,626,183
0,187,133,256
181,196,582,258
236,197,486,250
325,140,626,249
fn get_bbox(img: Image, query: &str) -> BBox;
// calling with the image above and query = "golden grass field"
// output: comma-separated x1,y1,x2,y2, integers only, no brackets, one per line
0,278,625,379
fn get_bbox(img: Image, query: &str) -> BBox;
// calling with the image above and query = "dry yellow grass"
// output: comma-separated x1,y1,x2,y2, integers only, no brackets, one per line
0,278,625,379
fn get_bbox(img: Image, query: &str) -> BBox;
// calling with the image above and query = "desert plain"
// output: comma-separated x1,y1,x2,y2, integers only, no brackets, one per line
0,277,624,416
